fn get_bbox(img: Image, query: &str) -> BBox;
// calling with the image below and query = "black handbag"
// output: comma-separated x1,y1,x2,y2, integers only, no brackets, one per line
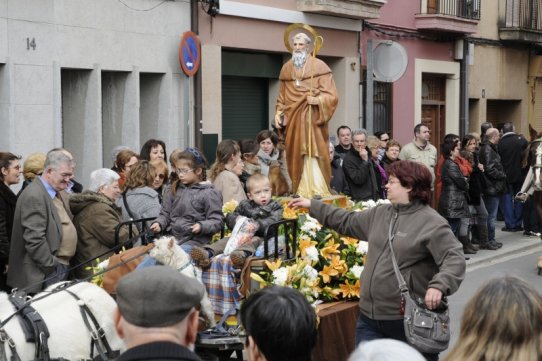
387,217,451,354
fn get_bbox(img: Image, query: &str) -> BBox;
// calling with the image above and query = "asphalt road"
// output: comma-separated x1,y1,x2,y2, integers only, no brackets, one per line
444,241,542,356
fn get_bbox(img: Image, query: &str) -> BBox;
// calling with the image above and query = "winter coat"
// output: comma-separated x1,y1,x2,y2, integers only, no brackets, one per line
213,170,247,203
330,154,349,195
116,186,161,229
225,199,283,237
438,159,470,219
498,132,529,184
479,141,507,196
461,150,483,206
154,182,224,246
342,147,381,202
310,200,465,321
69,191,130,279
0,182,17,262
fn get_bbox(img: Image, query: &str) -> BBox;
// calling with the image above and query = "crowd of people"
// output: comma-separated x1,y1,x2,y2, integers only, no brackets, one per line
1,120,541,361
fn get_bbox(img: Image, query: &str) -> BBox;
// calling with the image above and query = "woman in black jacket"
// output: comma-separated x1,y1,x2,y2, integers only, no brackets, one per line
0,152,22,291
438,139,473,254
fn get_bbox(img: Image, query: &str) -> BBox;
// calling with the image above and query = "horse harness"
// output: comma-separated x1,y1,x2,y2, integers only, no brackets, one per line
0,287,119,361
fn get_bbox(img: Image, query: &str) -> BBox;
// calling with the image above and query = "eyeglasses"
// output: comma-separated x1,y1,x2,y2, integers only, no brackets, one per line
386,179,401,185
176,168,194,175
157,174,166,180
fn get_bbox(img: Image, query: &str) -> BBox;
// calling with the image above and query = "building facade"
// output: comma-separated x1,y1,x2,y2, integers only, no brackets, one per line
196,0,386,161
469,0,542,135
0,0,191,186
362,0,480,147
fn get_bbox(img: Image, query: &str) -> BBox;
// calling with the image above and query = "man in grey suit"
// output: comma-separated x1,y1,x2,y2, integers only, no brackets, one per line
8,150,77,294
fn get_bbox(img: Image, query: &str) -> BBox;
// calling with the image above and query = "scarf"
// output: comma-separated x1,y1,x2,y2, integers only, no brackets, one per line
257,148,280,176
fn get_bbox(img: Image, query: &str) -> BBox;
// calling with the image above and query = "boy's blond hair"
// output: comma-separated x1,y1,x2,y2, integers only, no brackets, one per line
246,173,270,194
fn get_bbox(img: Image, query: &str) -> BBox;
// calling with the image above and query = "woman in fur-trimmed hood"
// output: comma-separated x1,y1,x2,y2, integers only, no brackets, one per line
69,169,130,279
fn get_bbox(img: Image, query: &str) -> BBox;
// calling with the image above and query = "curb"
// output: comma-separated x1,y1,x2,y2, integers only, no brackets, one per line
466,241,542,270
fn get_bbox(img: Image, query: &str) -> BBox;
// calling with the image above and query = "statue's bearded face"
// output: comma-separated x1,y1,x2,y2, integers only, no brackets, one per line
292,39,309,68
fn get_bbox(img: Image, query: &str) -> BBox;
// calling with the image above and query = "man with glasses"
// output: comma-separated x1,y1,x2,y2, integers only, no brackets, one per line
8,149,77,293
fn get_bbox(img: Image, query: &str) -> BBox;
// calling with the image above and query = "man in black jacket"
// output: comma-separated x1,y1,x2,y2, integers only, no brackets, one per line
498,122,528,232
479,128,507,249
342,129,380,202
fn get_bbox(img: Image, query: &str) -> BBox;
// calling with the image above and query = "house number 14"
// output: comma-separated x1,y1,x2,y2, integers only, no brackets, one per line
26,38,36,50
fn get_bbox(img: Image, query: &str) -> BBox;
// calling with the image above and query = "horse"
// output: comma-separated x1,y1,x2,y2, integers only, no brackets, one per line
0,282,124,360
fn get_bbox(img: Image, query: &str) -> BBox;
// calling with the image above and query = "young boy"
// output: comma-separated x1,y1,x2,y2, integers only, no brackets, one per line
191,173,283,269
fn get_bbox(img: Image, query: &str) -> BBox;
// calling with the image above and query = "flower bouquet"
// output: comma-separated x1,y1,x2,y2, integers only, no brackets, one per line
249,198,387,304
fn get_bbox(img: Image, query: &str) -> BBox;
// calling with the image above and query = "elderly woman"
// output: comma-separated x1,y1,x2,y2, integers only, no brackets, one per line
116,160,161,230
0,152,22,291
69,168,130,279
290,160,465,360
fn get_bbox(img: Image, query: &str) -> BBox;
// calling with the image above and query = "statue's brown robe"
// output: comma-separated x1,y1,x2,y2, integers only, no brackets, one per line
276,56,339,195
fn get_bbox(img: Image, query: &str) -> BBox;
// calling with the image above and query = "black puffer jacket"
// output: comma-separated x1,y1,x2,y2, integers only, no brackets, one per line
479,141,507,196
438,159,470,219
342,148,381,202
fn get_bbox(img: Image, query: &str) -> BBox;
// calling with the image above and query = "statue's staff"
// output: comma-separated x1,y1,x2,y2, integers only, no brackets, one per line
307,35,324,196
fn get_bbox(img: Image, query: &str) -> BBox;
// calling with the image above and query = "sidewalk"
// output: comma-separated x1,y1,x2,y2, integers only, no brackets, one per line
466,221,542,269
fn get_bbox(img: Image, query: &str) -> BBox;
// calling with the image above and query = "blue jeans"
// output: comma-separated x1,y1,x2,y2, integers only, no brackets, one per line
499,183,524,229
445,218,461,236
483,195,499,243
356,314,438,361
136,255,160,269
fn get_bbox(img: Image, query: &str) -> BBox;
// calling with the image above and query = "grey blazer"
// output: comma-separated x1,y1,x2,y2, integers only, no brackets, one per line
7,179,70,293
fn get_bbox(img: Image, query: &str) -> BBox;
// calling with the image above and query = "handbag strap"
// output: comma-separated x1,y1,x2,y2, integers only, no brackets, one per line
387,212,409,295
122,192,136,220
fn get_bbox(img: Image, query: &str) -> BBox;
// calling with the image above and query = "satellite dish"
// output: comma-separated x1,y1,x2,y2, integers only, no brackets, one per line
372,41,408,83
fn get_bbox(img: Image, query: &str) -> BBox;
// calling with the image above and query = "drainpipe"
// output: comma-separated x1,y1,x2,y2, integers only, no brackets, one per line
459,37,469,137
191,0,203,149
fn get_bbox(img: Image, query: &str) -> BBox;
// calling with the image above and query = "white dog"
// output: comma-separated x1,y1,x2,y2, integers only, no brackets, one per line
150,236,216,326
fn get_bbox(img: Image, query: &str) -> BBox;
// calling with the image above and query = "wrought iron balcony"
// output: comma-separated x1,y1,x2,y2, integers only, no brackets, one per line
500,0,542,43
415,0,481,34
296,0,386,20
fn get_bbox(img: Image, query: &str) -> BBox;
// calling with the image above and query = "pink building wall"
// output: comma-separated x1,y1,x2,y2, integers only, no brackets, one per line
361,1,457,146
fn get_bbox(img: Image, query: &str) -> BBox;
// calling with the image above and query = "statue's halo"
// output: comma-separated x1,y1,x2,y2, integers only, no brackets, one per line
284,23,323,55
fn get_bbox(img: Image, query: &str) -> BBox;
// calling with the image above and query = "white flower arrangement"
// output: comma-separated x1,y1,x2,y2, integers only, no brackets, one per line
349,265,364,279
356,241,369,255
304,246,320,262
272,267,289,286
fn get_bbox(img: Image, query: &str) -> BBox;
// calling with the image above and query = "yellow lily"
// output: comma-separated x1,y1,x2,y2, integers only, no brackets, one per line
319,265,339,283
339,279,361,298
320,239,340,260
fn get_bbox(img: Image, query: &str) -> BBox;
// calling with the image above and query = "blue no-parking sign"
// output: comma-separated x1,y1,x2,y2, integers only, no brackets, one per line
179,31,201,76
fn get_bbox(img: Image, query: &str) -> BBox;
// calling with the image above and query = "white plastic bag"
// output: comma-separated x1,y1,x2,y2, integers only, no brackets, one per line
223,216,258,255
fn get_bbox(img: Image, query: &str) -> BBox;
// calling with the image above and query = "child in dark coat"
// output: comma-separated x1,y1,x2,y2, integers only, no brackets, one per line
191,174,283,269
